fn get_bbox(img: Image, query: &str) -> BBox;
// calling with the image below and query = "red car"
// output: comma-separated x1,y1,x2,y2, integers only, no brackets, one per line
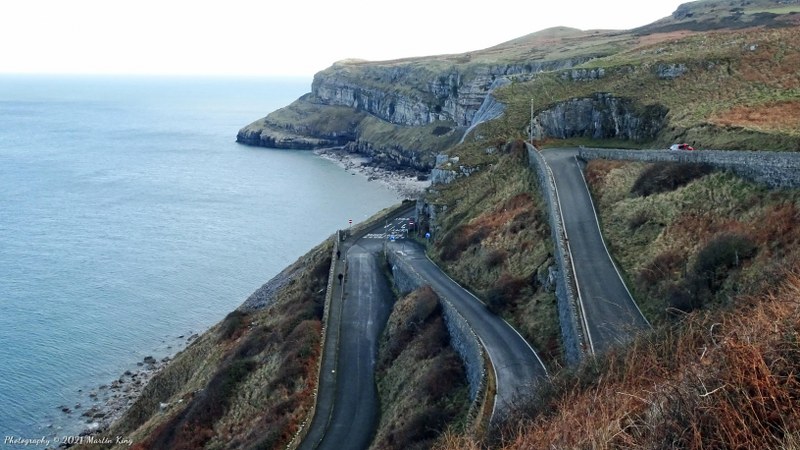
669,143,695,151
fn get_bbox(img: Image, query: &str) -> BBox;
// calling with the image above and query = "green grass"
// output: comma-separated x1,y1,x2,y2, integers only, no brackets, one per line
476,26,800,150
745,6,800,15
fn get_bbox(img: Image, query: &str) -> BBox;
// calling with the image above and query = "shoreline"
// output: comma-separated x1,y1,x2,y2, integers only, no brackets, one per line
314,148,431,200
52,334,199,447
51,151,430,446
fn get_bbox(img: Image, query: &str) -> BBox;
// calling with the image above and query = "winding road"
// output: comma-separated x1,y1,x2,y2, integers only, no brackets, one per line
542,148,650,354
301,145,653,448
387,240,548,416
300,208,548,449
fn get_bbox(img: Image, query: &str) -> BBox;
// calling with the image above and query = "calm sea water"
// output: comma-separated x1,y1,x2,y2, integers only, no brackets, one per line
0,75,400,447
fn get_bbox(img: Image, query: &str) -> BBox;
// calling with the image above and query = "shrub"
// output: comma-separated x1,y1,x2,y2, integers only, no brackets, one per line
485,273,529,314
628,209,651,230
220,310,247,341
421,352,465,401
631,162,714,197
483,248,508,268
666,282,697,314
234,325,275,359
638,250,685,285
146,358,258,450
691,232,757,292
432,126,451,136
439,224,489,261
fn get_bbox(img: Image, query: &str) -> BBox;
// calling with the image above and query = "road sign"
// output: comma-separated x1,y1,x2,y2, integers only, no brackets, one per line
425,232,431,240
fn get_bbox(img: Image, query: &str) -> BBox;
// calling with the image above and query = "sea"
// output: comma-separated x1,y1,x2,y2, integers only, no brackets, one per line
0,75,401,448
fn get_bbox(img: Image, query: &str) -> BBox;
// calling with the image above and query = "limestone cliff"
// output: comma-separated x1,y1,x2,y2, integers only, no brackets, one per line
236,29,607,171
531,93,669,142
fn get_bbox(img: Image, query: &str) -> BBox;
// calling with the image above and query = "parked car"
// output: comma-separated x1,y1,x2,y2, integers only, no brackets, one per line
669,143,695,151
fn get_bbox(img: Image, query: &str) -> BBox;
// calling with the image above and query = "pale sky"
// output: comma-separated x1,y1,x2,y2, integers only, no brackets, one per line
0,0,687,76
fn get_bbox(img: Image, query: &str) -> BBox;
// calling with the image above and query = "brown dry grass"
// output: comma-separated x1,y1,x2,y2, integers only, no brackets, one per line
373,286,470,450
438,271,800,450
712,100,800,133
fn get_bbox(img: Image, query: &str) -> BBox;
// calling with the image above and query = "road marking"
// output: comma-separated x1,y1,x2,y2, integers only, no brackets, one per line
573,155,650,329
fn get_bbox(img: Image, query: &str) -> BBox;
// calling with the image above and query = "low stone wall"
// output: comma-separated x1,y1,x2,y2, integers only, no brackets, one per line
526,145,585,365
286,233,340,450
578,148,800,189
385,248,486,403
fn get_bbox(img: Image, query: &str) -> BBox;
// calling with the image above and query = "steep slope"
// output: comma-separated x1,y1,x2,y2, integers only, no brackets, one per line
371,286,470,450
75,240,333,450
436,158,800,449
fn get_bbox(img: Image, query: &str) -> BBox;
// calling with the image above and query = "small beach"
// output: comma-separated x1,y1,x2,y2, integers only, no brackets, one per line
314,148,431,200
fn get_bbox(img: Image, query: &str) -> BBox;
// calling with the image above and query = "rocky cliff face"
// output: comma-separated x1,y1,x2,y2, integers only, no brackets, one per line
236,57,595,171
312,58,594,128
531,93,669,142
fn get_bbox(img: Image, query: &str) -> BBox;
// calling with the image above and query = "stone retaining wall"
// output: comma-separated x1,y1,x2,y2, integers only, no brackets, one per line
578,148,800,189
385,248,486,402
526,145,585,365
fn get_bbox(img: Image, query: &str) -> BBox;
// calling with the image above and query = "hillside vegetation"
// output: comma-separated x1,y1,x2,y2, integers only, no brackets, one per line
483,24,800,150
584,159,800,323
371,286,470,450
78,240,333,450
438,271,800,449
435,159,800,448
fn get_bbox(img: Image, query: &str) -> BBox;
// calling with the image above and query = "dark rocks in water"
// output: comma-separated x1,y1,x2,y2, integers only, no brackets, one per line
143,356,157,365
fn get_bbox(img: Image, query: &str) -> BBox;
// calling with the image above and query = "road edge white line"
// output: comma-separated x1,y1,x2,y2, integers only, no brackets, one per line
573,155,651,328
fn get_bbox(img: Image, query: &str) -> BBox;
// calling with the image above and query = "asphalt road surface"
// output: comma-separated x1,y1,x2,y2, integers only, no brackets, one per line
388,240,548,418
299,213,413,450
542,148,650,354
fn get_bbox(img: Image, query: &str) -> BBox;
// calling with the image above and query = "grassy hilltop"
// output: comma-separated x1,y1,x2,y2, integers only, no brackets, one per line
89,1,800,448
473,0,800,151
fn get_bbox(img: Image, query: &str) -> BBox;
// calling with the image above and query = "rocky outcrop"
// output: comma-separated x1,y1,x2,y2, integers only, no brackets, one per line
532,93,669,142
236,121,347,150
342,140,434,172
312,59,594,128
237,56,595,170
656,63,688,79
560,68,606,81
461,77,510,142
